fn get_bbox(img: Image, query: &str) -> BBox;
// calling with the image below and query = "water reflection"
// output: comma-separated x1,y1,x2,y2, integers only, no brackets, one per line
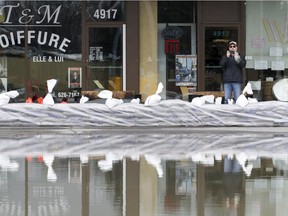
0,129,288,216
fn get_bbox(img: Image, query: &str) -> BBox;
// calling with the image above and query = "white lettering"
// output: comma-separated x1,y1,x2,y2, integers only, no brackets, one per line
36,5,61,24
37,31,48,45
0,31,71,52
59,38,71,52
9,32,15,45
1,4,61,25
19,8,34,24
27,30,35,44
33,56,47,62
1,4,19,24
48,33,60,48
16,30,25,44
0,35,9,48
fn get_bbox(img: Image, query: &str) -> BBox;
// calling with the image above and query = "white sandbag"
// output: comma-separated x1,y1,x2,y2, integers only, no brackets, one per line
191,97,205,107
242,82,253,95
155,82,164,95
144,94,161,106
248,97,258,104
215,97,222,105
98,90,113,99
5,90,19,98
43,79,57,106
80,95,89,104
105,98,123,108
236,94,249,107
0,94,10,105
144,82,163,106
228,99,234,104
47,79,57,93
43,93,54,106
131,98,140,104
201,95,215,104
0,90,20,106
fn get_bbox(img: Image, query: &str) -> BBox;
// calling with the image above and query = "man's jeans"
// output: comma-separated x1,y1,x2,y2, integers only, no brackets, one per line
224,83,242,104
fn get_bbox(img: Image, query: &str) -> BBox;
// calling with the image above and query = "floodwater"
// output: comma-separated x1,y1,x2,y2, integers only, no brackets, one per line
0,127,288,216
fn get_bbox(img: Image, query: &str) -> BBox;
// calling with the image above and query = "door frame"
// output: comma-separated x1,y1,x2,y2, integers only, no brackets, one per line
83,23,126,91
198,23,241,91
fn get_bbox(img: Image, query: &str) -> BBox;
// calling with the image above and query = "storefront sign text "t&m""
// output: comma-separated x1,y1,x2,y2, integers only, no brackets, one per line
0,4,71,52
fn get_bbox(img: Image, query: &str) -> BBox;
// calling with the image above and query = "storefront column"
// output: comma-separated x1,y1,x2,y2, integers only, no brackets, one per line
139,1,158,101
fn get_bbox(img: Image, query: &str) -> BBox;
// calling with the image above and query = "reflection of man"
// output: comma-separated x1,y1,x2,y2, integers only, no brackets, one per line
223,156,243,214
70,71,80,88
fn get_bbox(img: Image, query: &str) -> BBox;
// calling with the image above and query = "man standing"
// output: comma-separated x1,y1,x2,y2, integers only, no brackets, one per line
219,41,246,103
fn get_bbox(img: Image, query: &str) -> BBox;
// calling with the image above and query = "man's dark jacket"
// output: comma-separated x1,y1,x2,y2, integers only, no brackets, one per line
219,54,246,83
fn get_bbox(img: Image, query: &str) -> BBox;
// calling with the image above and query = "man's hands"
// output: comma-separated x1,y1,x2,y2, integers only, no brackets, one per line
226,51,230,57
234,52,241,63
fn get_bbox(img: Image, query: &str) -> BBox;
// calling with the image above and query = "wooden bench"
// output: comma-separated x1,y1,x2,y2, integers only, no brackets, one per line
81,90,136,100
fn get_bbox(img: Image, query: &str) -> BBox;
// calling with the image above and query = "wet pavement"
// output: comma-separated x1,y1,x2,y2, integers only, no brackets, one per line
0,127,288,216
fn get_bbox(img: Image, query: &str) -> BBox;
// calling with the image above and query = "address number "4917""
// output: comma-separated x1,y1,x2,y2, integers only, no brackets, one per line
94,9,117,19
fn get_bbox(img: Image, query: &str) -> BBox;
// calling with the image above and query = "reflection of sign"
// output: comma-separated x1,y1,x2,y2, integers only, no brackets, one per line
175,55,197,86
161,26,183,40
68,67,82,88
89,47,103,61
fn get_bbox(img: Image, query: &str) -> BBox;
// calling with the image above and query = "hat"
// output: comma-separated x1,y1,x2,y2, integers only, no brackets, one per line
229,41,237,46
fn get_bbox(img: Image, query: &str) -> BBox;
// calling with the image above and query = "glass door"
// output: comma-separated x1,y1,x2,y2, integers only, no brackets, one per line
204,27,238,91
87,26,125,91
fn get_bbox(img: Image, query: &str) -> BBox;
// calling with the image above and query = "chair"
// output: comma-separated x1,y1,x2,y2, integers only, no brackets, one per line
248,81,262,101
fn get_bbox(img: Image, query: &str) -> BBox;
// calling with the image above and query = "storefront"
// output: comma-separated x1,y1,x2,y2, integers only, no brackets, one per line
0,1,287,102
0,0,139,102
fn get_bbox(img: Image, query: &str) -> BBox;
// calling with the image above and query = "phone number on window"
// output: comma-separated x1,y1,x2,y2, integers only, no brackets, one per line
55,91,80,98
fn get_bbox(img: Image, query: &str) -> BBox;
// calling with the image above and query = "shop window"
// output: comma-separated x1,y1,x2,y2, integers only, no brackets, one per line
0,1,26,100
26,1,82,101
158,1,197,97
87,27,123,91
0,1,82,102
158,1,196,23
246,1,288,83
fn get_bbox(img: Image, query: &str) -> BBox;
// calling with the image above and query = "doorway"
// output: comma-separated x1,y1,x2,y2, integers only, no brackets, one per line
86,25,126,91
204,27,239,91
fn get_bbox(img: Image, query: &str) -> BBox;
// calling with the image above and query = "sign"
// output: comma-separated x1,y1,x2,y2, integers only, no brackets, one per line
175,55,197,86
165,40,180,55
0,3,71,55
161,26,183,40
68,67,82,88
